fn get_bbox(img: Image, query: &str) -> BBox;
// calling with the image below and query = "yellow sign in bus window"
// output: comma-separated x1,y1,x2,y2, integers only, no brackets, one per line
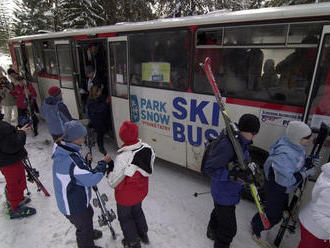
142,62,170,83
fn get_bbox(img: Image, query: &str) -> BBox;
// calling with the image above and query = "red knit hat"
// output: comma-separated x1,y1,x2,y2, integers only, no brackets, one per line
48,86,61,97
119,121,139,146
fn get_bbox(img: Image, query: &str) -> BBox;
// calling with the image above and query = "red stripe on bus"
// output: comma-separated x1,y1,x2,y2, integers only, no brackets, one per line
97,33,117,38
226,98,304,113
38,74,59,80
73,35,88,40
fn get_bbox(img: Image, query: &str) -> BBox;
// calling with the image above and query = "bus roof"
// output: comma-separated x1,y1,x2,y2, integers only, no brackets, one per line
9,2,330,42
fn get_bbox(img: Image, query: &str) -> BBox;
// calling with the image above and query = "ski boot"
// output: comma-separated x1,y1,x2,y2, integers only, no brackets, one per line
93,229,103,240
7,205,36,219
122,239,141,248
139,232,150,244
206,226,215,241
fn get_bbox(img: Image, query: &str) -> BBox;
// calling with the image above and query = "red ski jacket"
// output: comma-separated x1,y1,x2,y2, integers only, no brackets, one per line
115,171,149,206
10,83,37,110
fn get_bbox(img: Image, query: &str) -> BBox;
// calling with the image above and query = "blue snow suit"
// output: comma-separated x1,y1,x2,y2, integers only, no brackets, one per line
52,142,107,215
252,136,306,236
264,136,306,193
205,132,251,206
41,96,72,136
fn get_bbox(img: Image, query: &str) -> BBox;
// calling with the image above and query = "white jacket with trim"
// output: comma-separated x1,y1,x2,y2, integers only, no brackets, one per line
108,140,155,188
299,162,330,240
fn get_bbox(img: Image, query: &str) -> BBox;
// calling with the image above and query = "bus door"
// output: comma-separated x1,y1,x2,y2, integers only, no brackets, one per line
23,42,42,109
54,40,79,119
304,25,330,159
75,40,109,118
108,37,130,147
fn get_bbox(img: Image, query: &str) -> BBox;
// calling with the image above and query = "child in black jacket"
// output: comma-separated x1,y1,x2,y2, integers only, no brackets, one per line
0,96,36,219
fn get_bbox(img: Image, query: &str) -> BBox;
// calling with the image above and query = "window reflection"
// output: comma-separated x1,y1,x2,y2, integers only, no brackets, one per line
193,46,318,106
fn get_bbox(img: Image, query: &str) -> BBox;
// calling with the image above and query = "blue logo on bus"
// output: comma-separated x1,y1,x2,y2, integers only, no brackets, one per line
130,95,140,122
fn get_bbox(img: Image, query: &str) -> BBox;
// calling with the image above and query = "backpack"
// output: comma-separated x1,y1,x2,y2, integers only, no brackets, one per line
200,132,226,177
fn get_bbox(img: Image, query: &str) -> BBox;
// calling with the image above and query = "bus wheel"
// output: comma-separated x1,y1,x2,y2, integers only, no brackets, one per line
241,149,268,202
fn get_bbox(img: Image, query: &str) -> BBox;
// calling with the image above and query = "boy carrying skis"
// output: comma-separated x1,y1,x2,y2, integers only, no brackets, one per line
251,121,315,247
52,120,112,248
107,121,155,248
205,113,260,248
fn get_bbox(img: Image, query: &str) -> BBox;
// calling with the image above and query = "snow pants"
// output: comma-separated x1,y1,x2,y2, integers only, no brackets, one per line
66,205,95,248
298,223,330,248
0,161,27,212
96,130,105,151
251,177,289,237
117,202,148,243
208,203,237,248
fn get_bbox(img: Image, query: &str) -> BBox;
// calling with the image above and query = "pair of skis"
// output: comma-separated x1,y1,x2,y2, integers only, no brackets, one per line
273,122,329,247
201,57,271,230
86,127,117,240
23,157,50,197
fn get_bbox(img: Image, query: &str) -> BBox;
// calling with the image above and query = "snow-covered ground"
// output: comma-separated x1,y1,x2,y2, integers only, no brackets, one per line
0,120,301,248
0,52,12,72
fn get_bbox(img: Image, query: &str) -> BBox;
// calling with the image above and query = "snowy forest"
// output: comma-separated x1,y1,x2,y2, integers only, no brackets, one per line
0,0,329,52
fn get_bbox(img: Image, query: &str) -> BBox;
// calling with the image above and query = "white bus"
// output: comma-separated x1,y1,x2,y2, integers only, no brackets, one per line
8,3,330,185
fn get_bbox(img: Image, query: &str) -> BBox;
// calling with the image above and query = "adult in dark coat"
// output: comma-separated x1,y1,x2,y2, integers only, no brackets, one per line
0,96,36,219
87,86,111,154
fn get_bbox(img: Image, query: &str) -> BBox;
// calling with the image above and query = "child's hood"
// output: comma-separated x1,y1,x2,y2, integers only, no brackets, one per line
270,136,305,155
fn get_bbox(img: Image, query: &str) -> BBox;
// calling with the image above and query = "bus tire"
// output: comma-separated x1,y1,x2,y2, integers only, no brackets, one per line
241,147,269,202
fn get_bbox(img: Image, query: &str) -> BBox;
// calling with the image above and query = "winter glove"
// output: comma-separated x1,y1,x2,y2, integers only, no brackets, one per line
300,167,317,180
304,155,320,169
84,153,92,165
106,160,114,177
95,160,107,174
229,165,254,184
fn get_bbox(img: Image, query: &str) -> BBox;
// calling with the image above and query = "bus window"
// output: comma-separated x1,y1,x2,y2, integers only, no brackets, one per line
196,28,223,46
109,41,128,98
56,44,73,89
42,41,58,75
32,41,45,75
224,24,287,45
25,45,37,82
309,34,330,127
288,23,326,45
193,47,317,106
129,29,190,91
14,47,23,72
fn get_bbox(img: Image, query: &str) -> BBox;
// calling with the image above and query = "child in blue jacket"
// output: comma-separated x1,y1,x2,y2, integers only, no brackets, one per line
52,120,112,248
251,121,315,246
206,114,260,248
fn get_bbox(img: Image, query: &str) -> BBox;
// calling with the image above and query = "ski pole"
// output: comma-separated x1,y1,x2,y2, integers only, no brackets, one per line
193,191,210,197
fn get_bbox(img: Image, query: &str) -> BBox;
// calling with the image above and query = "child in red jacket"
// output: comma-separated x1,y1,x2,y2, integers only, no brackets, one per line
108,121,155,248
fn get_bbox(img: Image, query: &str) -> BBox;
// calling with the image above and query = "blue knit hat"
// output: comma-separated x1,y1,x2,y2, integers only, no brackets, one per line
63,120,87,141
